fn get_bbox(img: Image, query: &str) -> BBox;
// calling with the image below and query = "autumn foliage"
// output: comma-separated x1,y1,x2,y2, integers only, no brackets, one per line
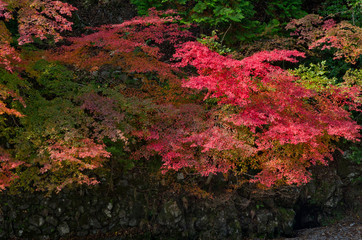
0,4,361,192
0,85,24,190
49,8,193,102
171,42,360,186
0,148,23,190
1,0,76,45
0,0,76,72
286,14,362,64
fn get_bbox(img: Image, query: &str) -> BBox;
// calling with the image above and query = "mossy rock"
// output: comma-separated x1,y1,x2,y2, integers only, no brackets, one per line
276,207,295,236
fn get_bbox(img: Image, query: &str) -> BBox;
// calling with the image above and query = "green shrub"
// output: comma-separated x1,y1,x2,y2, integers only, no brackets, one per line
130,0,307,44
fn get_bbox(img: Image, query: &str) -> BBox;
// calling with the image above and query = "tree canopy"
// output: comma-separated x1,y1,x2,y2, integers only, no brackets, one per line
0,0,361,193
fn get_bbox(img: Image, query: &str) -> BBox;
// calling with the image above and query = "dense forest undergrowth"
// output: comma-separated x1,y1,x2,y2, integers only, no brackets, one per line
0,0,361,239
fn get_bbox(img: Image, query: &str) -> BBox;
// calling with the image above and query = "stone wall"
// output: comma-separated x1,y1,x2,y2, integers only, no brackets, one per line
0,155,361,240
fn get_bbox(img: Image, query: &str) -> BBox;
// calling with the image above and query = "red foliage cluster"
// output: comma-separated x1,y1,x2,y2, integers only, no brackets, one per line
286,14,333,44
169,42,361,186
0,0,11,20
0,0,76,72
0,148,24,190
133,104,255,176
0,14,21,72
0,85,24,117
45,138,110,172
287,14,362,64
0,5,361,191
51,8,193,100
48,10,361,187
32,92,134,192
44,138,110,192
0,39,21,72
54,8,192,66
309,22,362,64
79,92,128,143
4,0,77,45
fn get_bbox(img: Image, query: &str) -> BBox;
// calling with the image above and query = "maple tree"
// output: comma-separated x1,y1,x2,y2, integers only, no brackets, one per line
0,148,23,190
6,61,138,192
49,8,194,102
138,42,360,187
0,0,77,72
0,85,24,117
286,14,362,64
0,4,361,192
1,0,76,45
0,0,80,192
286,14,330,45
131,103,254,177
0,3,21,72
309,21,362,64
0,85,24,190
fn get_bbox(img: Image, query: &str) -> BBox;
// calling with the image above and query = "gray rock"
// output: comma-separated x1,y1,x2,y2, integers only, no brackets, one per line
17,229,23,237
91,197,99,206
107,222,118,231
55,207,62,217
307,172,343,211
216,210,227,233
81,223,90,230
117,179,129,187
256,209,274,234
42,225,56,235
347,172,357,179
129,218,138,227
158,200,183,226
39,208,49,217
19,204,30,210
275,186,301,208
228,219,242,238
57,222,70,236
60,215,70,222
277,208,295,235
28,225,42,234
325,178,343,209
113,203,121,216
29,215,45,227
49,202,57,210
77,230,89,237
195,215,209,230
45,216,58,226
107,202,113,211
9,210,16,220
90,218,102,229
256,209,272,224
119,210,129,226
103,208,112,218
78,205,84,214
235,197,251,209
216,217,228,237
